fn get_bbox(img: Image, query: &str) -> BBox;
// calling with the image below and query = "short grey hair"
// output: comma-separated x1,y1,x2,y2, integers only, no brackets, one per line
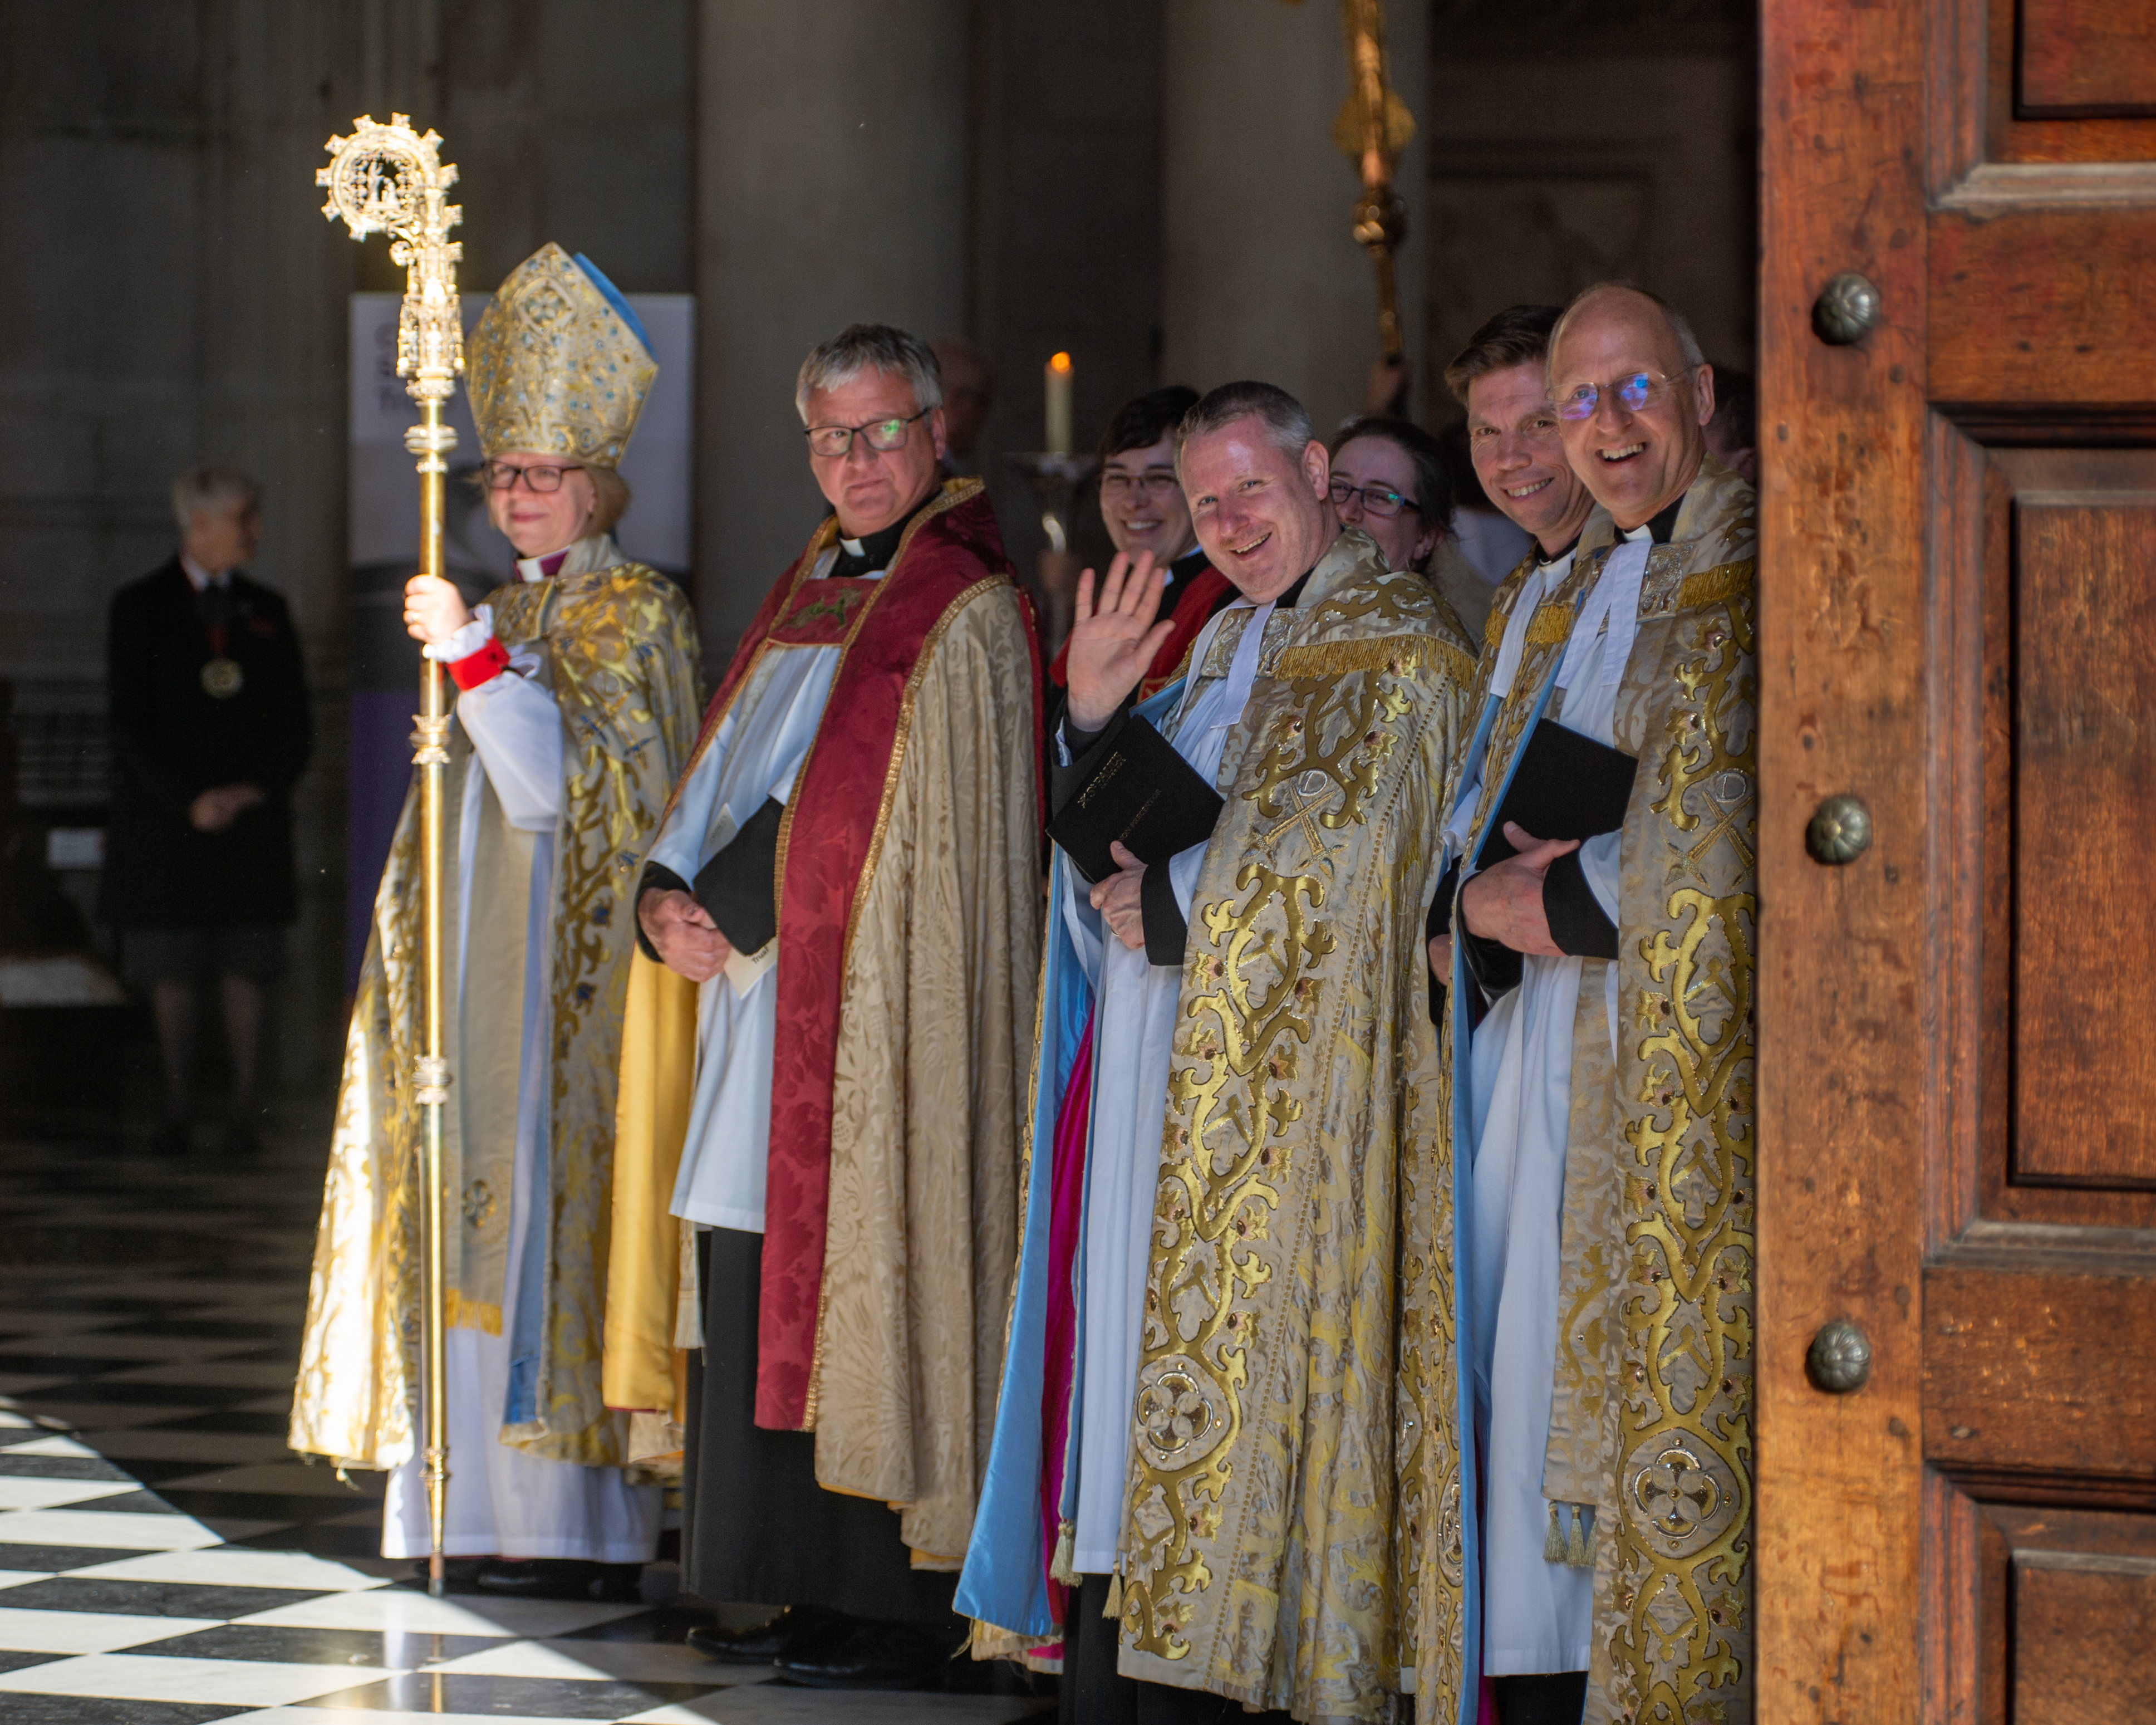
1175,381,1315,467
795,323,943,423
1548,282,1706,385
171,465,259,532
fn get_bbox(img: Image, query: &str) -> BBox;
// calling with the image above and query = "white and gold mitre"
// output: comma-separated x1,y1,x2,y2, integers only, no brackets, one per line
466,243,656,467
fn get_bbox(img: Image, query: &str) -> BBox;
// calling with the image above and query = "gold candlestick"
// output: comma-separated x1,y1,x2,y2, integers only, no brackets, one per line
316,114,465,1600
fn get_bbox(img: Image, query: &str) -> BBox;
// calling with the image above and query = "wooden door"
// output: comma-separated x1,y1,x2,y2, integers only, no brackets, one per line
1758,0,2156,1719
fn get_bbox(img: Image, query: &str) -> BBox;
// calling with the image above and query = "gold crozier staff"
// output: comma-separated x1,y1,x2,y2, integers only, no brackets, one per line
316,114,465,1598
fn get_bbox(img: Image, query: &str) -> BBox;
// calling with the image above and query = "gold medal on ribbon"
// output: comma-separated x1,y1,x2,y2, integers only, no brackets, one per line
201,656,244,699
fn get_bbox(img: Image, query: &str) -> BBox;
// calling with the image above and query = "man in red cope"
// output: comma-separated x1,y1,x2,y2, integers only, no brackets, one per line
615,324,1042,1689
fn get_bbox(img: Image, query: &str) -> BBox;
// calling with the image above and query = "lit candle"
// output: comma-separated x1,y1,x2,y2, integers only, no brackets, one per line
1045,351,1074,455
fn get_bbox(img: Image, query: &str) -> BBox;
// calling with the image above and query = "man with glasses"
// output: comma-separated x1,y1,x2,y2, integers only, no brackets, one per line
615,322,1040,1689
1045,386,1234,710
1437,283,1757,1724
960,381,1478,1723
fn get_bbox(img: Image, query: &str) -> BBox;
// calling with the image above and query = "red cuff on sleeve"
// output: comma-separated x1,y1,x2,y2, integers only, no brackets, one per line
448,636,511,690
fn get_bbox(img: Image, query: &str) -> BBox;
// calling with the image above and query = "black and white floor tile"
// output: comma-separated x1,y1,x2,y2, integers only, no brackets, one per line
0,1101,1053,1722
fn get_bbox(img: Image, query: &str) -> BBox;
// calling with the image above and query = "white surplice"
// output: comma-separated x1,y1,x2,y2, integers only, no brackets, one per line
1465,532,1650,1673
1065,597,1274,1577
382,534,661,1562
649,542,878,1235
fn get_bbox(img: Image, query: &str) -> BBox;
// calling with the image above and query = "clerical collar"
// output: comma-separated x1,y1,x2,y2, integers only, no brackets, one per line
1622,495,1686,547
1535,532,1582,569
514,547,572,582
831,490,935,579
179,552,232,591
1272,569,1313,610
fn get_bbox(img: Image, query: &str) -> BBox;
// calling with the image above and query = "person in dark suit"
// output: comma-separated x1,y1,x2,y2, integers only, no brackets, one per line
102,467,311,1155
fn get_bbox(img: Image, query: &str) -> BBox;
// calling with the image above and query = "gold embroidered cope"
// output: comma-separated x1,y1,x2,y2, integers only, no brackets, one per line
1436,460,1757,1725
291,563,701,1473
1109,532,1475,1722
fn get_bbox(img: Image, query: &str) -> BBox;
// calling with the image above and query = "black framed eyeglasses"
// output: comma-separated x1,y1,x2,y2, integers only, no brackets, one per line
1328,478,1420,520
804,408,931,459
479,460,585,493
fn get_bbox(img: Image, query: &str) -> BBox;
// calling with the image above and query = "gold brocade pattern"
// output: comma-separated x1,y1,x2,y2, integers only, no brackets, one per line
812,583,1040,1565
292,562,701,1472
1404,1002,1462,1718
1448,462,1756,1725
1112,540,1473,1722
466,243,655,466
1600,568,1756,1725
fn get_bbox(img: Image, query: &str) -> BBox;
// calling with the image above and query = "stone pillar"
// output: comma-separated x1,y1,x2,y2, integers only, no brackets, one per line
1162,0,1431,433
694,0,970,663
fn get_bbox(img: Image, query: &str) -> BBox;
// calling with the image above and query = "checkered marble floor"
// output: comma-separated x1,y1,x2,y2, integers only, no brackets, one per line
0,1101,1054,1722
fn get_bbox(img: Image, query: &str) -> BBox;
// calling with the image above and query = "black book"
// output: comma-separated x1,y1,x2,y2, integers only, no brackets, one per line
1475,718,1639,869
1049,716,1225,884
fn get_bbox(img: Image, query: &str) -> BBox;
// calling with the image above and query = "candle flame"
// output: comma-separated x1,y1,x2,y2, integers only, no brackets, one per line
1048,351,1073,374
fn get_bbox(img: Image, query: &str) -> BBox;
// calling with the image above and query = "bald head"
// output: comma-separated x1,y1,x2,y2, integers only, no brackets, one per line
1547,284,1715,531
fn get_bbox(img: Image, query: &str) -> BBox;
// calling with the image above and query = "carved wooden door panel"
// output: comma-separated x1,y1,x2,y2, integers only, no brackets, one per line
1758,0,2156,1719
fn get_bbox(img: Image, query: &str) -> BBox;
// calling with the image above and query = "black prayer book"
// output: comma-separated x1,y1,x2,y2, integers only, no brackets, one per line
1475,718,1639,869
1049,716,1225,884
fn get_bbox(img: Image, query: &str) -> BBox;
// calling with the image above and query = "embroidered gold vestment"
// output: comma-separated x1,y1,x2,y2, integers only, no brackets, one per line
1433,459,1757,1724
291,563,701,1472
606,486,1043,1567
1112,534,1476,1721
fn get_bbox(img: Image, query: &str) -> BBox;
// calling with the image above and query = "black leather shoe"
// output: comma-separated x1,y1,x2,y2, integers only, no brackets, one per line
409,1557,486,1590
686,1604,854,1665
474,1559,644,1601
774,1616,962,1689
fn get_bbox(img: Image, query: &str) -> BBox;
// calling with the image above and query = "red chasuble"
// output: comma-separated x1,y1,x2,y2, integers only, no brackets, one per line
667,477,1037,1430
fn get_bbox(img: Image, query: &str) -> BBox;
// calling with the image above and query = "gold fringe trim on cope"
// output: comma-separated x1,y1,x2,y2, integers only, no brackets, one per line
445,1290,502,1335
1273,633,1476,686
1525,602,1574,646
1678,557,1756,610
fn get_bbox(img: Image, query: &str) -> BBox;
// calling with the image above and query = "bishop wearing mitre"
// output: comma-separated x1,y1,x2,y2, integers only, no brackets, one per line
291,244,703,1601
606,323,1041,1689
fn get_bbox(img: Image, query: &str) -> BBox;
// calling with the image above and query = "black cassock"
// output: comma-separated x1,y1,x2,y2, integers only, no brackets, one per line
682,1228,959,1624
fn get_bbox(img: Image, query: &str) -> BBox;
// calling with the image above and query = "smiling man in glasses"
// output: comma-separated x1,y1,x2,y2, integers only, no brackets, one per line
613,322,1040,1690
959,381,1479,1722
1437,282,1758,1725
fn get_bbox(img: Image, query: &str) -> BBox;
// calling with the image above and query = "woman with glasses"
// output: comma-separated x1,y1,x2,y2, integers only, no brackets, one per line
293,245,702,1604
1325,413,1496,640
1047,386,1235,708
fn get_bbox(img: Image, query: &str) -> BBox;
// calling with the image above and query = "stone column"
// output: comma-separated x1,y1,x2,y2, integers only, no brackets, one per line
695,0,970,663
1162,0,1432,432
